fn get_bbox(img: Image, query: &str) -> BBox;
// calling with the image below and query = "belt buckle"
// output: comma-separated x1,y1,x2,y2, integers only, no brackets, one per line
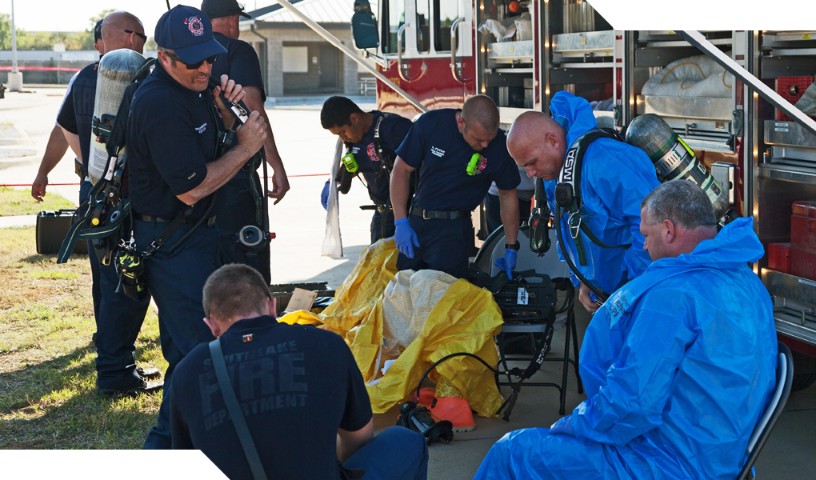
422,209,431,220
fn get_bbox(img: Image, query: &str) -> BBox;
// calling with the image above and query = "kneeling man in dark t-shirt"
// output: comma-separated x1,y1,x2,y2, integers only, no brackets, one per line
170,263,428,480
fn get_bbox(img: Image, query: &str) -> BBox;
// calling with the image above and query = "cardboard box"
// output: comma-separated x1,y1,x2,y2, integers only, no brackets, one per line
270,282,334,316
284,288,318,314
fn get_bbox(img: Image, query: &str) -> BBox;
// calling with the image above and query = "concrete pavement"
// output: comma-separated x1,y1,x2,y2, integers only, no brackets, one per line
1,87,815,478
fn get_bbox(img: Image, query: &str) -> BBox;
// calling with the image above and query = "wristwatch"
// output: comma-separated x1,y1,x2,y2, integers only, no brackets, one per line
504,241,520,251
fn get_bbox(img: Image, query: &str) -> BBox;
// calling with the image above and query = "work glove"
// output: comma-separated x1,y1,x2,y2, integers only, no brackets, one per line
495,248,518,280
320,180,330,210
394,218,419,259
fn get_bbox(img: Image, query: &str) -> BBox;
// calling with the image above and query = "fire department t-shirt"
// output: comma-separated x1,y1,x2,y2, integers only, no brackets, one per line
127,62,218,220
347,111,412,204
396,108,519,211
169,315,372,480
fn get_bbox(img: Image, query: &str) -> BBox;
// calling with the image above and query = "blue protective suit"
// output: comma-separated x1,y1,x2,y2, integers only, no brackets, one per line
546,92,659,295
475,217,778,480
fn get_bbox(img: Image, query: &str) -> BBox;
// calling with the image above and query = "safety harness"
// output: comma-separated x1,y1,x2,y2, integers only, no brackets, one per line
337,112,401,239
554,128,632,300
338,111,396,192
57,57,156,266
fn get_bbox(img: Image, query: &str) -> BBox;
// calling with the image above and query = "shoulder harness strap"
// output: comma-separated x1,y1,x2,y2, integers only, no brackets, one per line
373,111,396,171
555,128,630,251
57,58,156,264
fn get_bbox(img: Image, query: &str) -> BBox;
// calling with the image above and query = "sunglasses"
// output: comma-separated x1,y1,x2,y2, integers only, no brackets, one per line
124,29,148,42
162,50,217,70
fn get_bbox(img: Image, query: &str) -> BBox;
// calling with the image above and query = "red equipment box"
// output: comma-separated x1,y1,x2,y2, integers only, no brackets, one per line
791,201,816,252
791,247,816,281
775,76,814,121
789,201,816,280
767,242,791,273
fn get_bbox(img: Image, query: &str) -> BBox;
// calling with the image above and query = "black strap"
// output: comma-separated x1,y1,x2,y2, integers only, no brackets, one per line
557,128,630,252
410,207,470,220
103,58,156,166
557,128,621,213
211,72,270,238
57,59,155,265
527,178,551,254
555,202,609,301
142,198,216,258
209,339,269,480
372,111,395,170
57,204,92,264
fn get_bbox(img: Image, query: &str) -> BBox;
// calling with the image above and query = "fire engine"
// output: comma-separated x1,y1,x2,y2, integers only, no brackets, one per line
277,0,816,389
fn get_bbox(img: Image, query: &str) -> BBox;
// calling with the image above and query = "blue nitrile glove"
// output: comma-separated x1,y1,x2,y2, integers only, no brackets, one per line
320,180,330,210
495,248,518,280
394,218,419,258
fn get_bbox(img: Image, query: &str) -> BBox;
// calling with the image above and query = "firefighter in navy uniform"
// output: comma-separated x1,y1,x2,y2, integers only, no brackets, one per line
127,5,267,448
390,95,521,279
321,96,413,242
54,12,162,397
203,0,290,284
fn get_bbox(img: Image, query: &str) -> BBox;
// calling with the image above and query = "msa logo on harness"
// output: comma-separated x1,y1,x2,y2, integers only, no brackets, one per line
555,129,619,213
561,148,577,183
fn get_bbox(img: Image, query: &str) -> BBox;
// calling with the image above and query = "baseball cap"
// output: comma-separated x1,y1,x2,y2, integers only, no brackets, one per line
154,5,227,65
94,19,103,42
201,0,252,19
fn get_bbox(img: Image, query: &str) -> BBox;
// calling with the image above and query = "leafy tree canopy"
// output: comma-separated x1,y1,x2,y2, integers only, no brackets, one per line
1,10,117,51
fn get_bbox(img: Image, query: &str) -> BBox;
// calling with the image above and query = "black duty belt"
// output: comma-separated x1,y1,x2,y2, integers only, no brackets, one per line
135,213,216,227
410,207,471,220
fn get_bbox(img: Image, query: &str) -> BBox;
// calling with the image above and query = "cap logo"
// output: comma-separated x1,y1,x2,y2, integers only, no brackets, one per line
185,16,205,36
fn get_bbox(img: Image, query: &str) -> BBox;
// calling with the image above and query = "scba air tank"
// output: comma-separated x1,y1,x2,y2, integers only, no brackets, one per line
625,114,729,218
88,48,145,184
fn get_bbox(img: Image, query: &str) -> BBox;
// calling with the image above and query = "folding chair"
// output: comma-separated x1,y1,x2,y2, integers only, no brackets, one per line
471,225,583,417
737,341,794,480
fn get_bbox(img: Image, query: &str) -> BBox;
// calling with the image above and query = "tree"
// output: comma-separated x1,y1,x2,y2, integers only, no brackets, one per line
0,13,12,50
0,9,124,51
84,8,116,50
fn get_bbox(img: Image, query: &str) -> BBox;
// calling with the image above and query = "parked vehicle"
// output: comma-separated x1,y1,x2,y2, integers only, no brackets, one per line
280,0,816,389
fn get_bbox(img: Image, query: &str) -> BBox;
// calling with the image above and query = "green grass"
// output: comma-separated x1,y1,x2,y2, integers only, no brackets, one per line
0,226,165,448
0,186,75,216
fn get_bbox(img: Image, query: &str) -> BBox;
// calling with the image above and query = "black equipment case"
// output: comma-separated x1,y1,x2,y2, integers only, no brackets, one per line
492,272,557,323
36,209,88,255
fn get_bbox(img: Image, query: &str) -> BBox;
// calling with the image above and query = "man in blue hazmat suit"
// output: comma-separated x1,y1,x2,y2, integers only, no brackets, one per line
506,91,659,312
474,180,778,480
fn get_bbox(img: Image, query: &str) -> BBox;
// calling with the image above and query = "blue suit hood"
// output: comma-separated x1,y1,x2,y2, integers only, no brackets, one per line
549,91,598,146
653,217,763,271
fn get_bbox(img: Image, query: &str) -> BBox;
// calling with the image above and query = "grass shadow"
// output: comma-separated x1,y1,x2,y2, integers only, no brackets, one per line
0,339,163,449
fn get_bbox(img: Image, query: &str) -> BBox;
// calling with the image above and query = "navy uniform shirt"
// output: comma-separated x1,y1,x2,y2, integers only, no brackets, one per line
56,62,98,171
396,109,520,211
127,62,221,220
211,32,265,97
347,111,412,205
170,315,372,480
